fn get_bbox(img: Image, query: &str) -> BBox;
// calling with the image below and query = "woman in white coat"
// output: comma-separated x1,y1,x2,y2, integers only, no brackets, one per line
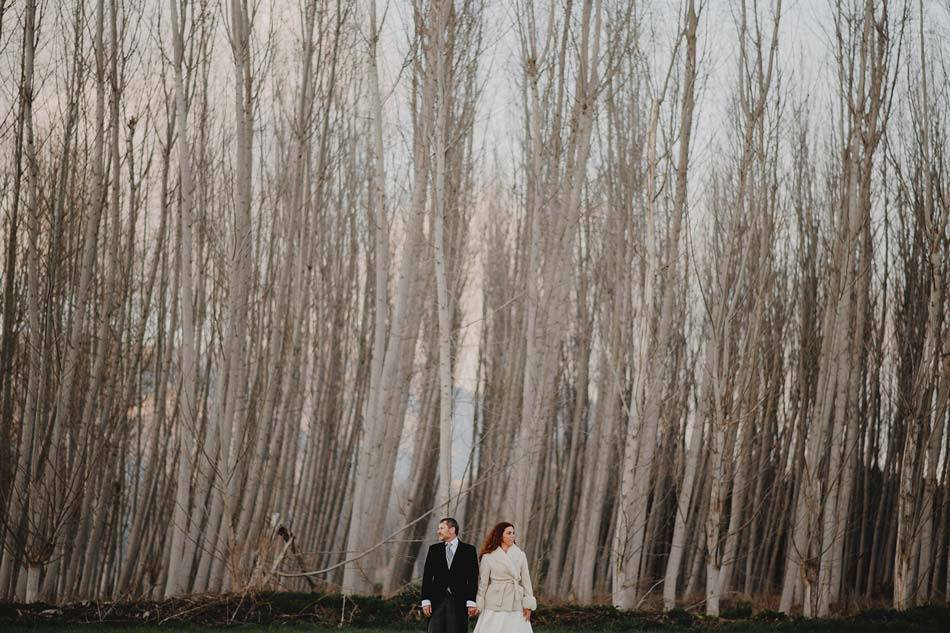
473,522,536,633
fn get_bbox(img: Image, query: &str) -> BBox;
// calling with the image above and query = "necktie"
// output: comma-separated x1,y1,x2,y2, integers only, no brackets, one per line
446,543,455,568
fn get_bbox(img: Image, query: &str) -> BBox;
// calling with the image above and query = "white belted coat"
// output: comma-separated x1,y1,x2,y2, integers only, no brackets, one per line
475,545,537,613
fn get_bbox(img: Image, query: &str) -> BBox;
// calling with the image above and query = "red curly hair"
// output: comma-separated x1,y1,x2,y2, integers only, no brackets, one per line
480,522,514,556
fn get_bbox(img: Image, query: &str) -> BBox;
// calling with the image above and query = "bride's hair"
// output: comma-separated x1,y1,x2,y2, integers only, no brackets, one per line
480,522,513,556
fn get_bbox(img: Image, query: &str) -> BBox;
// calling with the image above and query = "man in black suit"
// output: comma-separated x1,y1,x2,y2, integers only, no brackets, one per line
421,517,478,633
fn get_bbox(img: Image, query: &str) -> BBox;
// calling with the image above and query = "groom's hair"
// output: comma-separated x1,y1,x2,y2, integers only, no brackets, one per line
440,517,460,535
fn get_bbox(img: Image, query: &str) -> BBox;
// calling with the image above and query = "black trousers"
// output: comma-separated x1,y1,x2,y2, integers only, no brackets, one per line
427,591,468,633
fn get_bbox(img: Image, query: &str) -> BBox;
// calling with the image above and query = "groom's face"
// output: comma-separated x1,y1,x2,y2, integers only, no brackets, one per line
437,521,456,542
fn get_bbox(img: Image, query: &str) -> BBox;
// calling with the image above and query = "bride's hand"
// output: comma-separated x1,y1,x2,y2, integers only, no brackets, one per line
523,608,532,621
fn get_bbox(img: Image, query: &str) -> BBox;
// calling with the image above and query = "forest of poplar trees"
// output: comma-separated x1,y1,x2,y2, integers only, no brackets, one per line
0,0,949,620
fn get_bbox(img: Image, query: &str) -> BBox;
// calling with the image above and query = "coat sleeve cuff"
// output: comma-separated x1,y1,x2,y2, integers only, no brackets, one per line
522,596,537,610
421,600,431,608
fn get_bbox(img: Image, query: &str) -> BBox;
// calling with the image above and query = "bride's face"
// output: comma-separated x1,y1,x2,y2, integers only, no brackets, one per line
502,526,515,547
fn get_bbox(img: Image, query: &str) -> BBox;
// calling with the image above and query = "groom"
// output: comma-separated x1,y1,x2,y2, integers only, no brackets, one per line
421,517,478,633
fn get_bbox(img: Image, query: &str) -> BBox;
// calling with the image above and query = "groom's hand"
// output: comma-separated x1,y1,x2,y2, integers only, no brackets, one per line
422,605,432,617
467,607,478,617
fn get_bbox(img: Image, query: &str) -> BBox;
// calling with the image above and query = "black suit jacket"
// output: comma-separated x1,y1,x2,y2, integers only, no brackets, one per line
421,540,478,609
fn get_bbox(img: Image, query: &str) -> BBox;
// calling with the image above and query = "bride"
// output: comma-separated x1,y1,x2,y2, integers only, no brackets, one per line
473,523,536,633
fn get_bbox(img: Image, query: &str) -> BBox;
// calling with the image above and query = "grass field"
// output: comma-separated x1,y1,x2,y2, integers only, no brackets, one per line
3,594,949,632
1,623,947,632
4,611,950,633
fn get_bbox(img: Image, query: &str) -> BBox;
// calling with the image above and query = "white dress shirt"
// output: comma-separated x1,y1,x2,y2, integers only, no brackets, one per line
421,537,477,609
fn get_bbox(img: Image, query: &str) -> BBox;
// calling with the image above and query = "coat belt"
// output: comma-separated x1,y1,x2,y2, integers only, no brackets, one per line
492,578,524,609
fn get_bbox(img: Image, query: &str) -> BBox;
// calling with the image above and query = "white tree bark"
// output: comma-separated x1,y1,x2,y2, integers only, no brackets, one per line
431,0,454,510
614,0,697,609
164,0,200,598
663,366,707,609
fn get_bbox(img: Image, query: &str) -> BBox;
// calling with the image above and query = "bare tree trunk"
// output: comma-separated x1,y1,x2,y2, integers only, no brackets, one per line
430,0,453,510
199,0,256,593
615,1,696,609
783,0,892,616
163,0,200,598
0,0,39,598
664,376,706,609
344,0,439,593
